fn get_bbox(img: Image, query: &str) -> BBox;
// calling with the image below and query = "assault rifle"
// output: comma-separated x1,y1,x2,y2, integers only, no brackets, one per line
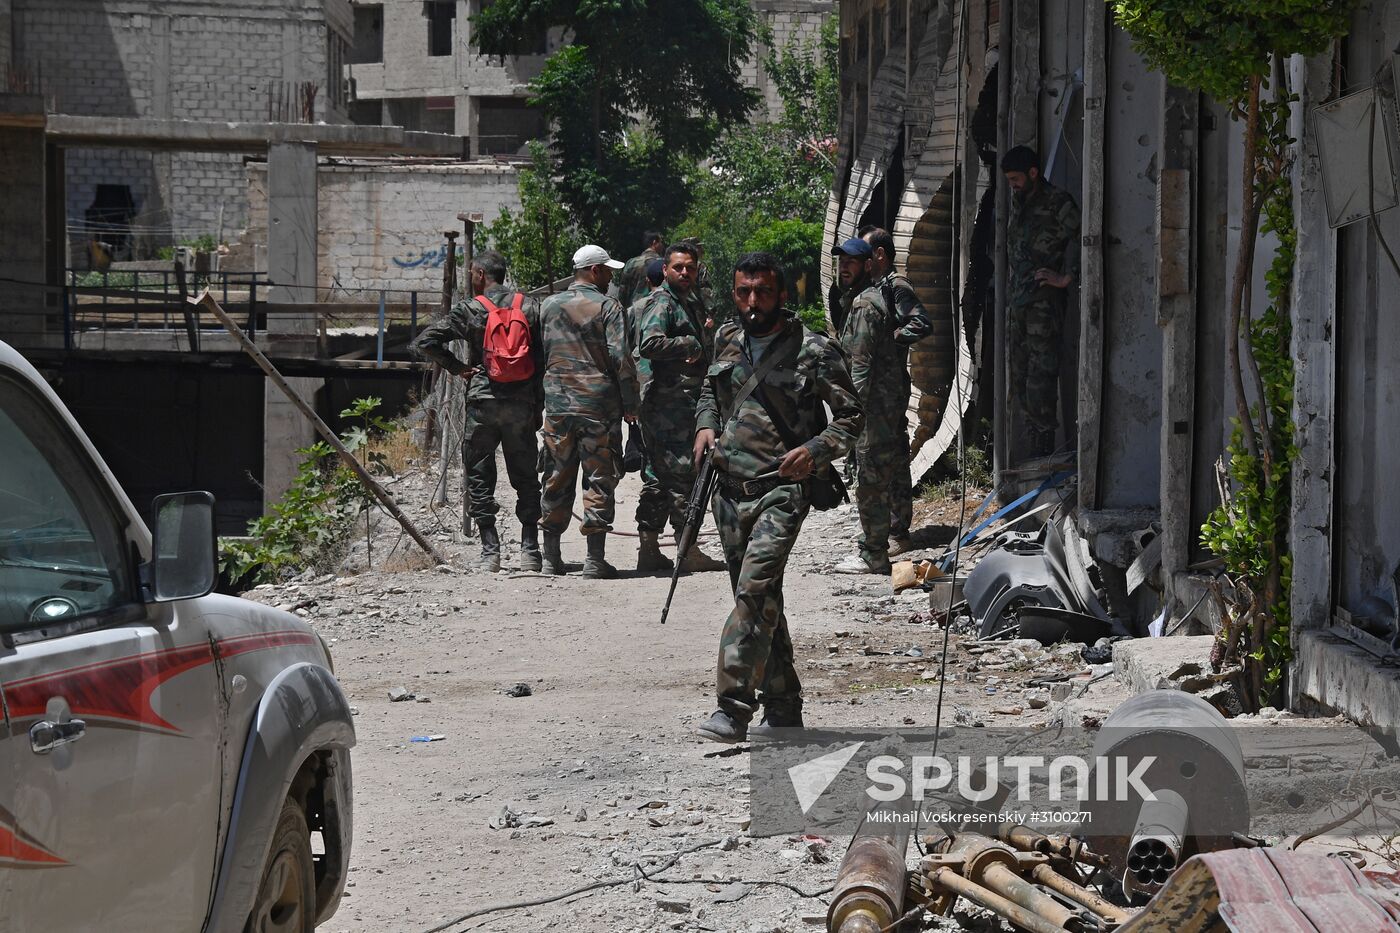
659,452,719,625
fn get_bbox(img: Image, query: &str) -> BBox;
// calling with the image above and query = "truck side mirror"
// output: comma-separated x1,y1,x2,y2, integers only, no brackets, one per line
149,492,217,602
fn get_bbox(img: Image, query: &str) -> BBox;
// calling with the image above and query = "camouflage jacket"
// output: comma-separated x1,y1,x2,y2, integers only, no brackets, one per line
613,248,660,310
538,281,640,421
830,272,932,347
637,282,712,403
696,314,864,480
626,290,655,386
1007,180,1081,308
838,281,907,448
410,284,544,406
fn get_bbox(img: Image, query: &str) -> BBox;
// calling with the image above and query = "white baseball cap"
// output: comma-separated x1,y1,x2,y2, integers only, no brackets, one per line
573,244,624,270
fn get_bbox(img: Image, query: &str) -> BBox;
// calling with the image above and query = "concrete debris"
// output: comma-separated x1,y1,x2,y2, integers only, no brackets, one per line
656,898,691,914
712,882,751,903
388,686,414,702
504,682,532,698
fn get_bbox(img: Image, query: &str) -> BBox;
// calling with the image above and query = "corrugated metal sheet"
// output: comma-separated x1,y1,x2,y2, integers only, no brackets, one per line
1122,849,1400,933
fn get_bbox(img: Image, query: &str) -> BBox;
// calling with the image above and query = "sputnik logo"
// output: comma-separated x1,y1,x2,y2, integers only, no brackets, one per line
787,742,865,815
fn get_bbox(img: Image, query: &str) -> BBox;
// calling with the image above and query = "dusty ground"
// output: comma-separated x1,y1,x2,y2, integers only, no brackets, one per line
243,453,1134,933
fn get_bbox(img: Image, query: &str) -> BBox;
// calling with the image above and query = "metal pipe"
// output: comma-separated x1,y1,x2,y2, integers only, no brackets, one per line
929,868,1067,933
1123,789,1187,898
1030,863,1133,924
828,805,912,933
979,862,1083,930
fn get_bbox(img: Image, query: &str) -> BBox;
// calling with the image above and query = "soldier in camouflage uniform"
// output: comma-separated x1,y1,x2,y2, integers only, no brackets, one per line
681,237,718,326
693,252,864,743
830,237,909,576
860,225,935,557
536,244,640,578
411,250,543,573
633,243,727,573
1002,146,1080,457
612,230,663,311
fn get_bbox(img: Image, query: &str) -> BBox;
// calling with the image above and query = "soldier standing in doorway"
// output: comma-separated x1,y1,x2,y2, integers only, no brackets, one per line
1002,145,1080,457
859,225,934,557
693,252,863,743
831,237,907,576
411,249,544,573
634,242,728,573
536,244,640,578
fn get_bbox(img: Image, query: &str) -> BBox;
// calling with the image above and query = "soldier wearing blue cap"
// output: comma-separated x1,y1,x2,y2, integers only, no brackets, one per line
830,236,907,575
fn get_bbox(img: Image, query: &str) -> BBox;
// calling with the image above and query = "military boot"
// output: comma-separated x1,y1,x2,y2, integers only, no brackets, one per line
676,532,727,572
581,533,618,579
474,520,501,573
519,523,542,573
887,535,916,558
636,531,673,573
695,709,748,744
542,531,566,576
748,703,805,740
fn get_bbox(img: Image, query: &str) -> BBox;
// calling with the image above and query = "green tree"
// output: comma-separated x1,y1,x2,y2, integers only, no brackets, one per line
1109,0,1353,704
472,0,761,250
480,142,581,290
678,15,839,317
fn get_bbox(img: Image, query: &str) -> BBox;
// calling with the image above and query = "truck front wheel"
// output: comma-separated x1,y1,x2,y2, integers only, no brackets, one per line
246,799,316,933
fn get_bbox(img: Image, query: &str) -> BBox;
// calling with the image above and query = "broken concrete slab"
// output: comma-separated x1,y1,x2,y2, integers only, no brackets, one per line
1296,629,1400,734
1112,635,1216,695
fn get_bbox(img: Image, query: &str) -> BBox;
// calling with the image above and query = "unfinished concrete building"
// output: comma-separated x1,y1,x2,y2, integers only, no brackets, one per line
344,0,834,151
1,0,353,263
826,0,1400,730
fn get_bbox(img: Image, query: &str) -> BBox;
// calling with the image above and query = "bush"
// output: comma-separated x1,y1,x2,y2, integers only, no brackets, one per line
218,398,391,589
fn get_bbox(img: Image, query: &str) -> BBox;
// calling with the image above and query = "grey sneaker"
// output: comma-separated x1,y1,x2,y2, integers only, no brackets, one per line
695,710,748,744
833,553,891,575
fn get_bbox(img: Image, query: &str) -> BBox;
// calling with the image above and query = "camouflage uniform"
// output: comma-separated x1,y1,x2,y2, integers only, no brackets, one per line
411,284,544,526
634,282,713,534
537,281,640,535
614,248,660,311
839,280,911,562
696,314,863,722
876,271,934,541
1007,180,1081,448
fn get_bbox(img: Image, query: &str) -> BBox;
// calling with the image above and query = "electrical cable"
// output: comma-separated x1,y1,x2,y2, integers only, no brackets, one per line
917,0,973,862
417,837,830,933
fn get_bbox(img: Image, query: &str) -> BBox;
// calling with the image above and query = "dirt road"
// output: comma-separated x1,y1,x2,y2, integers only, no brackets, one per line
246,457,1124,933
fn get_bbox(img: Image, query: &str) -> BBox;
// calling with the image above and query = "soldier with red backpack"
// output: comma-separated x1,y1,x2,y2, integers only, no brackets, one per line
412,249,545,573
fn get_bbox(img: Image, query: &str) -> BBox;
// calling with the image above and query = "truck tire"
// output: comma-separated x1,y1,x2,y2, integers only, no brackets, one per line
246,799,316,933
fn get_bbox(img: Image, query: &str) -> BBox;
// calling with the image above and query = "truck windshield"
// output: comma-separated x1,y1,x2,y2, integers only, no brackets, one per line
0,375,132,634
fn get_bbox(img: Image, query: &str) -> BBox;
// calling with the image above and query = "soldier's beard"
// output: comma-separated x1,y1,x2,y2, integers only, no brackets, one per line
739,306,782,336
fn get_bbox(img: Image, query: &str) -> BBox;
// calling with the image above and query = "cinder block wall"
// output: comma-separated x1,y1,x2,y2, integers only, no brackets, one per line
751,0,835,120
243,160,522,294
11,0,350,262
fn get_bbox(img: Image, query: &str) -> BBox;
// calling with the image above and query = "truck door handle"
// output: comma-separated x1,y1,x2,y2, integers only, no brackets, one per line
30,718,86,754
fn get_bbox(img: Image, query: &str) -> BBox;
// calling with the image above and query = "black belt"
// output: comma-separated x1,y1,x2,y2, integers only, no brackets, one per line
716,472,790,499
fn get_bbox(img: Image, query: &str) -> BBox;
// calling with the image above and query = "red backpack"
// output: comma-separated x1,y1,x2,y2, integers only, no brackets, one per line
480,292,535,383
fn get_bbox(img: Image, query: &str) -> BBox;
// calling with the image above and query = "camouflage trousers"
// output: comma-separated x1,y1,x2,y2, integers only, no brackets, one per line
852,440,911,559
635,394,698,534
1008,297,1064,437
539,414,623,536
462,399,542,527
712,481,810,722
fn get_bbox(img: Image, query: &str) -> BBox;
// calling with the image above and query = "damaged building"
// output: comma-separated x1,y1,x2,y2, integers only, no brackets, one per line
825,0,1400,730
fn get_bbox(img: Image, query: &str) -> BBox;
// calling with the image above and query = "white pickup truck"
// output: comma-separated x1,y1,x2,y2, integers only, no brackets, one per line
0,340,354,932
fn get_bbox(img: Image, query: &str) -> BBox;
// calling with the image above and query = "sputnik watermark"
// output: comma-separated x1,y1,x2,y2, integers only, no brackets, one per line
864,754,1157,804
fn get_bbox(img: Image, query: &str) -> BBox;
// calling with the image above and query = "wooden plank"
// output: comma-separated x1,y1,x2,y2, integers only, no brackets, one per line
1077,0,1107,510
192,290,447,566
1158,84,1200,609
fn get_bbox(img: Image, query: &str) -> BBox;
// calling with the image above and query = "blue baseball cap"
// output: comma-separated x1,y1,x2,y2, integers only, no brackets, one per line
831,237,873,259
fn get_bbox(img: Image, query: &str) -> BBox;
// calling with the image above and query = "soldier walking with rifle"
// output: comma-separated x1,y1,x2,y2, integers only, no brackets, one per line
686,252,863,743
